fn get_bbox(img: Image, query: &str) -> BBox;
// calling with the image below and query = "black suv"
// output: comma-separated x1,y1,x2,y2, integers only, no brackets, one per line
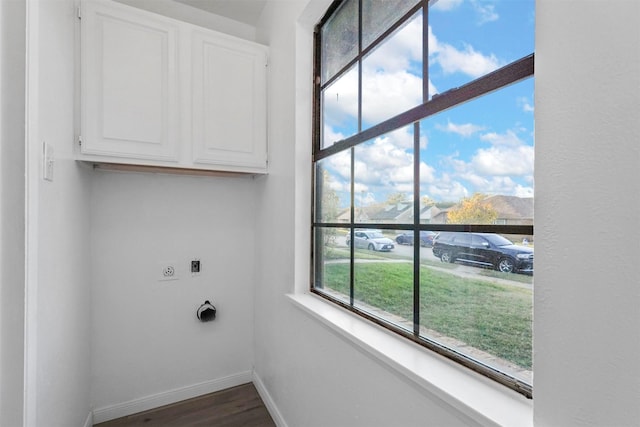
432,232,533,274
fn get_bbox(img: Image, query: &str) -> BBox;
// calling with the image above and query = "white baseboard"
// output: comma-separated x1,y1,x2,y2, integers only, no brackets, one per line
83,411,93,427
252,371,288,427
92,370,253,424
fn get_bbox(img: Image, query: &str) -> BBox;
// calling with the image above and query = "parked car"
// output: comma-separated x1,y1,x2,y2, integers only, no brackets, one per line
432,232,533,274
395,231,437,247
346,230,395,252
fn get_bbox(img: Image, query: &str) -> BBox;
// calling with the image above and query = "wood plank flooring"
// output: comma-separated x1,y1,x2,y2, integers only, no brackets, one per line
94,383,276,427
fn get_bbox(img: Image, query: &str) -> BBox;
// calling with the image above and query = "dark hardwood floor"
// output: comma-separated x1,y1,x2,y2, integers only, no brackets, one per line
94,383,276,427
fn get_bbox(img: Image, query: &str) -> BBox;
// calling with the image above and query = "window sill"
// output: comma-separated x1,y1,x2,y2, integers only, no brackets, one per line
287,293,533,427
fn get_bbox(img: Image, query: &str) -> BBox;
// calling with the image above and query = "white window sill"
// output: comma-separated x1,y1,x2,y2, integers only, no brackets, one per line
287,292,533,427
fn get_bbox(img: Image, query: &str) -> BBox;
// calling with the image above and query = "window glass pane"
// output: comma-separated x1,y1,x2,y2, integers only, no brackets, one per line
420,232,533,383
321,0,359,84
428,0,535,96
353,125,417,225
362,10,423,129
313,226,351,305
362,0,419,49
352,228,413,333
322,64,359,148
315,156,351,223
419,78,534,217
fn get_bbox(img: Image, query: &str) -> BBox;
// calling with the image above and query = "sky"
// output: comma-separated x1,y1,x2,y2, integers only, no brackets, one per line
319,0,535,209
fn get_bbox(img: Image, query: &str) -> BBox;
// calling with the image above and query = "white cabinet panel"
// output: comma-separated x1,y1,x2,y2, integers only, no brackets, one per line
191,31,268,171
81,1,180,161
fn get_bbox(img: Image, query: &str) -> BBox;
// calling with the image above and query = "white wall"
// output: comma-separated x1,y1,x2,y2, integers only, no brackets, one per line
253,1,640,426
90,171,258,419
534,1,640,425
0,1,26,426
23,0,93,425
85,3,263,420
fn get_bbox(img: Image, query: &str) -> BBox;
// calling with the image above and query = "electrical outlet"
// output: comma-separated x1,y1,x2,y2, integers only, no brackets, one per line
159,263,179,281
163,266,175,277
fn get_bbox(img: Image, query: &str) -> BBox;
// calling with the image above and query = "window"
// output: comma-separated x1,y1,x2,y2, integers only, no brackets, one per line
312,0,534,397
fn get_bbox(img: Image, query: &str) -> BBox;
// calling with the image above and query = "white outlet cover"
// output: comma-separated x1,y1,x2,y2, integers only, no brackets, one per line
158,261,179,281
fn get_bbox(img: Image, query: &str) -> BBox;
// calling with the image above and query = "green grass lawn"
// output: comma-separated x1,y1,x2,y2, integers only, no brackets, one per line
321,262,532,369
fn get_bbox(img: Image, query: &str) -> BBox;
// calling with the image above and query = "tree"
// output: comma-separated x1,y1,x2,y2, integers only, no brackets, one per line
447,193,498,224
421,195,436,207
385,192,409,205
320,169,341,246
321,169,340,222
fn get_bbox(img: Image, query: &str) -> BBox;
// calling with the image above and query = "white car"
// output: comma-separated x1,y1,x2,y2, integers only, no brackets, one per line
345,230,395,252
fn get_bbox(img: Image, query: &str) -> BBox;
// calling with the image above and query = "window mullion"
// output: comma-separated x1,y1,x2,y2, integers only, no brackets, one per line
413,122,421,336
357,0,363,134
349,147,355,306
422,0,429,103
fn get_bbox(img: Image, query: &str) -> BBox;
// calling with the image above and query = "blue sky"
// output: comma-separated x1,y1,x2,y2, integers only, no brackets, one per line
321,0,535,208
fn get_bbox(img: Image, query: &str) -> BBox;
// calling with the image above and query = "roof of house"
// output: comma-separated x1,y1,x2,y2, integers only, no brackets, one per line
483,195,533,219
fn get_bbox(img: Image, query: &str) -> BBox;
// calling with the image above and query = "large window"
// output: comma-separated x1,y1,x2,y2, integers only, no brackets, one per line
312,0,534,397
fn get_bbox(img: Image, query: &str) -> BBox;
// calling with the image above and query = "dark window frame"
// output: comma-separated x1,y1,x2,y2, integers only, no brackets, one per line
311,0,534,398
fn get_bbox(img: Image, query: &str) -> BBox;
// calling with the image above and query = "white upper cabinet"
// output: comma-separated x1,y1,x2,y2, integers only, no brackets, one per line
191,30,268,171
79,0,269,174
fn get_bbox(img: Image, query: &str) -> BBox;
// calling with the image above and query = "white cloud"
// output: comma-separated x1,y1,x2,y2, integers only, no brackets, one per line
514,185,534,198
323,130,441,203
431,0,464,11
361,70,423,124
420,161,437,183
432,129,534,199
428,26,503,78
441,152,468,173
359,15,425,124
327,179,348,193
326,149,351,182
427,174,469,201
471,130,534,176
471,144,534,176
458,173,532,196
436,42,502,77
438,120,485,137
364,15,422,73
471,0,499,25
518,96,535,113
322,68,358,135
389,164,414,183
323,125,347,148
480,130,525,146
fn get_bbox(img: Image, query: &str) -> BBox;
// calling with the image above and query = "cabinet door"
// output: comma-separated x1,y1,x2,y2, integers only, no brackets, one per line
191,30,268,172
81,1,180,161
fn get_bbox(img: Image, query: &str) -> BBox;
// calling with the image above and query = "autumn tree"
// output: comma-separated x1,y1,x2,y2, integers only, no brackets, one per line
321,169,340,222
447,193,498,224
319,169,341,245
421,195,436,207
385,192,409,205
